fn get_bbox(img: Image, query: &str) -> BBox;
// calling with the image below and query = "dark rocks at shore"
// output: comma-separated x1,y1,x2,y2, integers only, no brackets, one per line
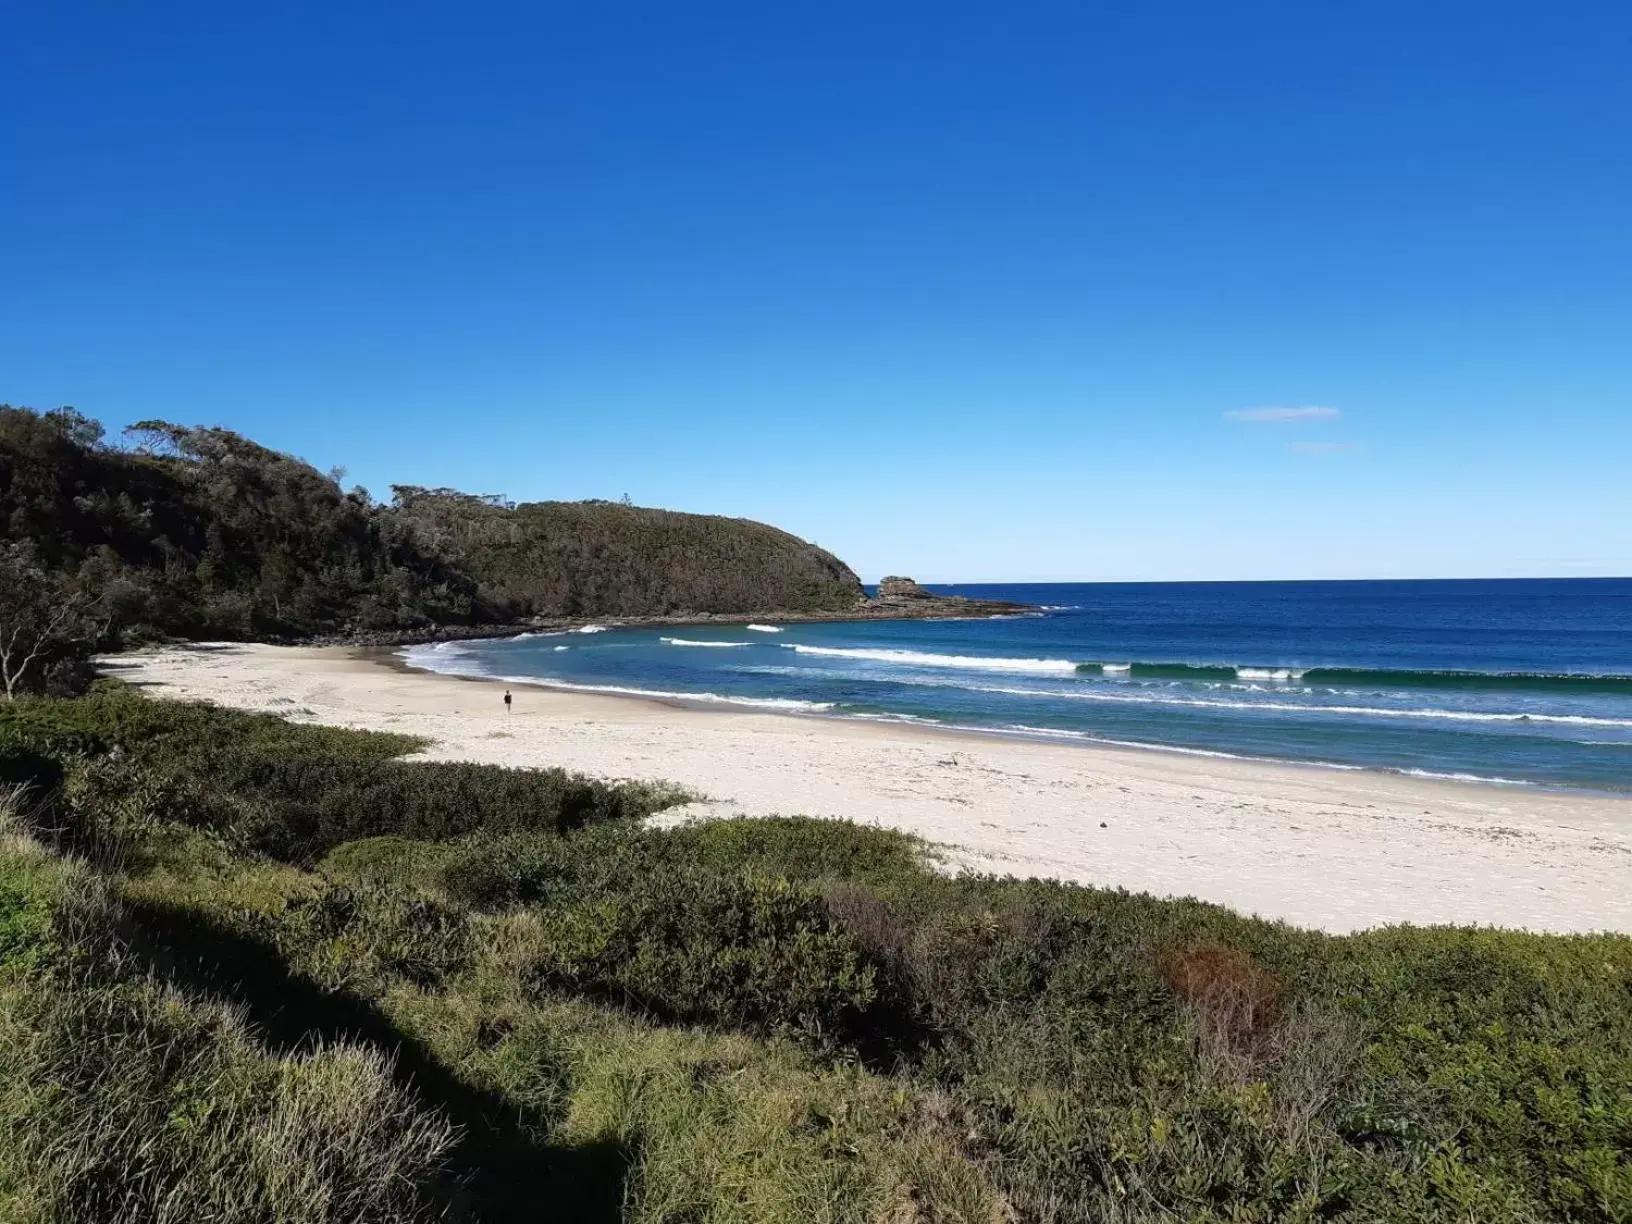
862,575,1030,619
876,575,931,600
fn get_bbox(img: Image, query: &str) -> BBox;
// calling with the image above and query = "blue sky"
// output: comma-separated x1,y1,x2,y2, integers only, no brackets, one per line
5,2,1629,581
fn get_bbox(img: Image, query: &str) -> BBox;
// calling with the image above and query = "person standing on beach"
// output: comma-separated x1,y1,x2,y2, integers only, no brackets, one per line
503,689,512,714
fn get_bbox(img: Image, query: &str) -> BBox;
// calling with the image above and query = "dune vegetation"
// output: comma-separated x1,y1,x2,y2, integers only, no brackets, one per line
2,686,1628,1222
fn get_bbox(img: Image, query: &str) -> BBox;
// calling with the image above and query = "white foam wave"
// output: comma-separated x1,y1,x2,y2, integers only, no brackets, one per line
853,671,1632,729
398,644,829,711
576,625,609,634
999,724,1273,762
1100,663,1131,674
972,685,1632,728
1238,667,1305,682
843,711,949,728
399,642,486,677
745,624,783,633
661,637,752,648
784,644,1079,674
1397,768,1531,787
553,645,570,652
488,675,832,712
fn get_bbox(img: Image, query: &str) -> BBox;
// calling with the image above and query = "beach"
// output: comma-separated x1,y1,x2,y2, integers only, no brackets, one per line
105,642,1632,935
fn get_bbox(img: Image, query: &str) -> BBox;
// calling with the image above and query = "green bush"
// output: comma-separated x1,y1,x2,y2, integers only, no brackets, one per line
276,884,475,991
670,815,926,886
0,689,421,769
0,693,683,864
9,688,1632,1222
520,867,881,1040
224,756,660,862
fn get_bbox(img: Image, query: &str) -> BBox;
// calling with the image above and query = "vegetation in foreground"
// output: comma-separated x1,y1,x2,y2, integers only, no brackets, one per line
3,689,1629,1222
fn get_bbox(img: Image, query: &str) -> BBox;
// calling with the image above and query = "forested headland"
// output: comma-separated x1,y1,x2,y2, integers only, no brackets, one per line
0,404,863,695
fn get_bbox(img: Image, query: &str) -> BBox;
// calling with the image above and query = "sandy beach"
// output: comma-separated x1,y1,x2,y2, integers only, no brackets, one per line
103,642,1632,935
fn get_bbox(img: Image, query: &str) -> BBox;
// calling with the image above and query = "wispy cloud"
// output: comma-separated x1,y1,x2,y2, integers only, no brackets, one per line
1223,406,1341,423
1287,441,1360,454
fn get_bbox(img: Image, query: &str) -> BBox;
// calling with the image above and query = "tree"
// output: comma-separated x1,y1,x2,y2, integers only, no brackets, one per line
41,406,105,448
0,543,98,700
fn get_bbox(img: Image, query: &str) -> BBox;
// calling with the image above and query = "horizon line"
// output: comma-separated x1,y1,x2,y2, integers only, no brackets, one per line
878,574,1632,586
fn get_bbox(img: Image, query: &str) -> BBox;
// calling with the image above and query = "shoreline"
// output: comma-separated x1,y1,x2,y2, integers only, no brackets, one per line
102,642,1632,935
393,641,1632,801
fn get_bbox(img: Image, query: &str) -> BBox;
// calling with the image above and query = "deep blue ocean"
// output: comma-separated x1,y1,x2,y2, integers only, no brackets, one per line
404,579,1632,793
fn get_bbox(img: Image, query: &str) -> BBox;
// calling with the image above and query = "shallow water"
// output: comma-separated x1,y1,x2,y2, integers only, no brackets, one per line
405,579,1632,792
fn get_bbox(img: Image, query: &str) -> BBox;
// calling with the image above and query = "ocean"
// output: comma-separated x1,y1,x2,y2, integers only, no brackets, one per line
403,579,1632,793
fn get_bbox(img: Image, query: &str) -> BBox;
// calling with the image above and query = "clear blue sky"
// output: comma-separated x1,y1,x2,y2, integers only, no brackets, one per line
5,2,1629,581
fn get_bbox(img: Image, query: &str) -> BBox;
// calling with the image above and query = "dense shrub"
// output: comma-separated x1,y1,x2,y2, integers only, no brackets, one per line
670,814,926,886
8,690,1632,1222
0,688,422,769
0,692,684,864
318,827,889,1041
1164,938,1285,1069
517,868,880,1039
277,884,475,991
223,757,668,862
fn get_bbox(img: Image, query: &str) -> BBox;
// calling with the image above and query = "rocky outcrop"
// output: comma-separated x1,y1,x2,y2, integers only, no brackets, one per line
856,576,1032,619
876,576,933,601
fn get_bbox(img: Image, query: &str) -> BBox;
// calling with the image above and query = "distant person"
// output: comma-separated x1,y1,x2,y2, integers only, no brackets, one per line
503,689,512,714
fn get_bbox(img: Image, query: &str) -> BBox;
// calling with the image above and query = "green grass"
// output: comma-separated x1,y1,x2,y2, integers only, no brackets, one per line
3,692,1630,1222
0,801,456,1223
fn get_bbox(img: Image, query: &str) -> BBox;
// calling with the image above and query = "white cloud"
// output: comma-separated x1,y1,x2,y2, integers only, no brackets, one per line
1223,406,1341,422
1287,441,1360,454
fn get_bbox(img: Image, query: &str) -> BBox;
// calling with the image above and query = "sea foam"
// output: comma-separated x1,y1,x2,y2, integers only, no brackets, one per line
486,675,831,712
784,644,1079,674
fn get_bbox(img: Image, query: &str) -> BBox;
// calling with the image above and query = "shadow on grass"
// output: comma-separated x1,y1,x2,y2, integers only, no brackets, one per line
123,899,628,1224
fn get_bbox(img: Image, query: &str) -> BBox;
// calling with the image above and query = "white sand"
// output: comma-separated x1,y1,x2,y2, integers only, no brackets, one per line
103,643,1632,935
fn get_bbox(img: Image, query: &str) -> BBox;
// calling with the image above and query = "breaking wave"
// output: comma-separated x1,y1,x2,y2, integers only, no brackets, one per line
784,645,1079,674
1073,661,1632,693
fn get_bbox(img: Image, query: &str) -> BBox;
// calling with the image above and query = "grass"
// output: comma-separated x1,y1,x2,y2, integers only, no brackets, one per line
3,691,1630,1222
0,797,457,1223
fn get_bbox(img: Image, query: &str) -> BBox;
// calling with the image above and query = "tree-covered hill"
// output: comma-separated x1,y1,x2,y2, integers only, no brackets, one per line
0,405,863,677
389,486,863,618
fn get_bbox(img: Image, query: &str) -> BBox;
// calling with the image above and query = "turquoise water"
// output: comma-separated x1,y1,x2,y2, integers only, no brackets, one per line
404,579,1632,793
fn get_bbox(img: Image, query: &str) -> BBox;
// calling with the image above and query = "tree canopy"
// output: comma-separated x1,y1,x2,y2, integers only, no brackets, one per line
0,404,863,654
